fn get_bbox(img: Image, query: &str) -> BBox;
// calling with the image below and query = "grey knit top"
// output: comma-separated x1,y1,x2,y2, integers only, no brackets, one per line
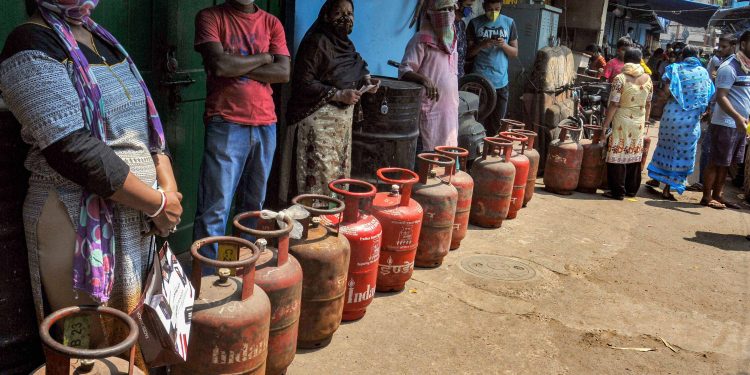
0,23,159,319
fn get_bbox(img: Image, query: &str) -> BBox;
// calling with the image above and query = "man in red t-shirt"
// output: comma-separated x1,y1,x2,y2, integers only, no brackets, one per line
193,0,290,264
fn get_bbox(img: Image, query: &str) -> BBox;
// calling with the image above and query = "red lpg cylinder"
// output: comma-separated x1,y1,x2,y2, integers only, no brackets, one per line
510,129,541,207
469,138,516,228
174,237,269,375
543,124,584,195
498,132,530,219
577,125,606,194
322,179,382,321
372,168,423,292
499,118,525,133
434,146,474,250
32,306,142,375
234,212,303,375
288,195,350,348
412,154,458,267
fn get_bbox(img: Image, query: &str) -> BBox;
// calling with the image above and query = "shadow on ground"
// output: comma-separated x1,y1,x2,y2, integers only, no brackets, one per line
533,187,607,201
684,231,750,251
644,200,702,216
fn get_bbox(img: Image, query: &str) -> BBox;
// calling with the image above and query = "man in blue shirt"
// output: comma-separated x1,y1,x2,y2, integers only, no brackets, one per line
702,30,750,210
466,0,518,135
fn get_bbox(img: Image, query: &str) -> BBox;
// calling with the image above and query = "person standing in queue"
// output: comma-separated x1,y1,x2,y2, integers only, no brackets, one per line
466,0,518,135
455,0,475,79
601,48,653,200
0,0,182,366
399,0,460,152
193,0,290,261
645,46,714,199
283,0,378,197
701,31,750,210
587,44,607,79
604,37,634,83
687,36,737,192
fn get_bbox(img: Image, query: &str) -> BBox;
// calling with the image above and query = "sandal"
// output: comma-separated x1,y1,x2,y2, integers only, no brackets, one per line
646,179,660,187
686,183,703,192
603,192,624,200
701,199,726,209
713,197,741,209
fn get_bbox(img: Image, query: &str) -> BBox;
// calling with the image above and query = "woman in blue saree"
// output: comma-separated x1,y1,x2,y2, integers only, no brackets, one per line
646,46,715,199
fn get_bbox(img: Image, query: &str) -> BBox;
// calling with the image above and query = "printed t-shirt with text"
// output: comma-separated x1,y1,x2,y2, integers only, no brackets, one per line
467,14,517,89
195,4,290,126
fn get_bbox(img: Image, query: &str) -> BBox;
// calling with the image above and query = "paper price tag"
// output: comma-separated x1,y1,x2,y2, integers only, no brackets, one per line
63,315,91,349
218,242,240,276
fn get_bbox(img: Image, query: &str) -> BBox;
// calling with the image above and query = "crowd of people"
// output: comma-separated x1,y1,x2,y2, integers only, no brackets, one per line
587,32,750,208
0,0,748,370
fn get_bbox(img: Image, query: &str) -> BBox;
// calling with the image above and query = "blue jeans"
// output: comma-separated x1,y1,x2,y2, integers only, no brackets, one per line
193,117,276,268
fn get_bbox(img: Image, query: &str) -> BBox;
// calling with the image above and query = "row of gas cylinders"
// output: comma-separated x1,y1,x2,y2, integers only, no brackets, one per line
185,132,543,374
33,120,550,375
543,123,652,195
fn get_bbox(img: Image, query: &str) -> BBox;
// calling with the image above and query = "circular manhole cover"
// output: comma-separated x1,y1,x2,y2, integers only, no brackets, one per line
459,255,536,281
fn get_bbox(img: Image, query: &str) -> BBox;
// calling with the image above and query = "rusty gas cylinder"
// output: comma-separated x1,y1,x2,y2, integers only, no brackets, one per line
577,125,606,194
372,168,423,291
434,147,474,250
321,179,382,321
499,118,525,133
510,129,541,207
412,154,458,267
31,306,141,375
288,195,350,348
173,237,269,375
498,132,530,220
234,212,303,375
543,124,584,195
469,138,516,228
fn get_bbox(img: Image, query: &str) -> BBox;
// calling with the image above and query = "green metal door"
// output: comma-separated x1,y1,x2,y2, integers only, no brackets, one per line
159,0,284,254
2,1,283,255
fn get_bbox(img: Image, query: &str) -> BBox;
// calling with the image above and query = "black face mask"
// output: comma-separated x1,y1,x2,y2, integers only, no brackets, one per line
331,15,354,35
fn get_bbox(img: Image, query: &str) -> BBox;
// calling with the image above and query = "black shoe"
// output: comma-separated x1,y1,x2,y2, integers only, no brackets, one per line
625,193,637,197
603,192,624,200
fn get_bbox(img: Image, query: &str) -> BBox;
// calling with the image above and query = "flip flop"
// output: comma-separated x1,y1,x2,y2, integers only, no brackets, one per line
706,200,726,209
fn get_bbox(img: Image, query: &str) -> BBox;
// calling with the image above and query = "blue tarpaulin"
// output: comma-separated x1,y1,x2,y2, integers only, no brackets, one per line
646,0,719,28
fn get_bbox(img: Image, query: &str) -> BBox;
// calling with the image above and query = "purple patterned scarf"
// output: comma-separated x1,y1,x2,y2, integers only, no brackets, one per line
36,0,166,303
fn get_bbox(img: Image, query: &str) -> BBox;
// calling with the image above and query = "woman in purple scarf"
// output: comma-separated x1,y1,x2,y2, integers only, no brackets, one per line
0,0,183,359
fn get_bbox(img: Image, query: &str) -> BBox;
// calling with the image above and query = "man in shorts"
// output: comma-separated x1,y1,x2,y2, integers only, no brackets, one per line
702,31,750,209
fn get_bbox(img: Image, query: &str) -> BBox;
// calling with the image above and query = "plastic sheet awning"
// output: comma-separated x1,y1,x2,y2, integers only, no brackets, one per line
645,0,719,28
709,6,750,33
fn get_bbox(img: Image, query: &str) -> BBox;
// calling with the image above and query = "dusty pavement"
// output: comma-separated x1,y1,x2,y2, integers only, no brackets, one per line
288,125,750,375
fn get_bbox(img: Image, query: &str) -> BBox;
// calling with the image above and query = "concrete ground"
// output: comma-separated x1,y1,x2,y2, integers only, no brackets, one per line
288,124,750,374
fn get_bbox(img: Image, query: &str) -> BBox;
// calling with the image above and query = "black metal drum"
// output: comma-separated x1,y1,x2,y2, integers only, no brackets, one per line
351,77,422,186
